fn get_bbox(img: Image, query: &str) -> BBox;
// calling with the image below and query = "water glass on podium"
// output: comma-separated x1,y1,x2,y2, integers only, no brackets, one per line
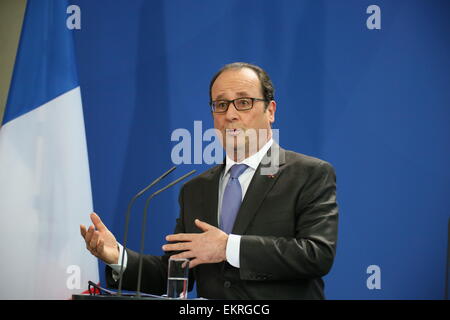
167,258,189,299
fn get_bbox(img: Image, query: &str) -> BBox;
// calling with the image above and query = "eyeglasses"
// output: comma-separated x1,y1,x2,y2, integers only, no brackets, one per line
210,97,266,113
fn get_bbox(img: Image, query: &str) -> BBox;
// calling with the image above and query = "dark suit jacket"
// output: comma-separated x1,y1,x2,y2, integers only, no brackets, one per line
106,145,338,299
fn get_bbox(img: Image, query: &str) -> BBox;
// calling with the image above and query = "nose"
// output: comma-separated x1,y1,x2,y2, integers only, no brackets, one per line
224,102,240,121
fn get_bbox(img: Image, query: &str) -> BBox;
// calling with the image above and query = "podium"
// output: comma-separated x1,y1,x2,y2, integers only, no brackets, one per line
71,281,173,300
71,294,168,300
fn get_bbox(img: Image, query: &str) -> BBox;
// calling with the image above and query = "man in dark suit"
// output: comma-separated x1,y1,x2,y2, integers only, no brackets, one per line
80,62,338,299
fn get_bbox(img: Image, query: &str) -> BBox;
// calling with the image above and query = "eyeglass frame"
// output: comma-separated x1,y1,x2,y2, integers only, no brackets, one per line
209,97,267,113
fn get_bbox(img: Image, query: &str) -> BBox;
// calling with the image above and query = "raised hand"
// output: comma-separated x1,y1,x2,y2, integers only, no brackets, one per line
80,212,119,265
162,219,229,268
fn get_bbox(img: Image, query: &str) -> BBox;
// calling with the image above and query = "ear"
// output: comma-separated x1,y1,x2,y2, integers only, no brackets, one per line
266,100,276,124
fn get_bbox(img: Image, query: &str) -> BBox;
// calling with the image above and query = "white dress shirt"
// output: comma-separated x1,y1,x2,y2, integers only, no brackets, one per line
109,139,274,278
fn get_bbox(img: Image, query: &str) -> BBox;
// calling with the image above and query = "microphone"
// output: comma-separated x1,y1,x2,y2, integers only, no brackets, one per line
117,166,176,295
135,169,196,297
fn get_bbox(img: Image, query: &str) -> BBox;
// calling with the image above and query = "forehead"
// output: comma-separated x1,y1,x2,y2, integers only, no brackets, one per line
211,68,262,99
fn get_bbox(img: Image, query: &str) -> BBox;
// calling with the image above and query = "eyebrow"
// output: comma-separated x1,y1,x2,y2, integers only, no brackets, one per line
215,92,251,100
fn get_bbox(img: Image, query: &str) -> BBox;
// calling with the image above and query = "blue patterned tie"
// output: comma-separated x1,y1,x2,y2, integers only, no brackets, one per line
220,164,248,234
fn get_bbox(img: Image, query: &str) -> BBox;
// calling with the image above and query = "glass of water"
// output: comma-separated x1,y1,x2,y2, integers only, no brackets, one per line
167,258,189,299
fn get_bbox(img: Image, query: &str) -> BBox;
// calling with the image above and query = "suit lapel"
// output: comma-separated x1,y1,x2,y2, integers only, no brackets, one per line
201,164,223,228
232,144,286,235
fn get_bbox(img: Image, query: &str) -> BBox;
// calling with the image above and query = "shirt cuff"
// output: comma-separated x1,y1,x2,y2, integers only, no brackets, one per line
108,243,127,281
226,234,241,268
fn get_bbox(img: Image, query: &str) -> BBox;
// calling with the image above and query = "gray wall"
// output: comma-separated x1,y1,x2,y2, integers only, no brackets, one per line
0,0,26,126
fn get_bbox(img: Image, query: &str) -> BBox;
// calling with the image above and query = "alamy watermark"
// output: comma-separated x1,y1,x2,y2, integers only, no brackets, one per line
366,5,381,30
366,264,381,290
171,121,281,175
66,264,81,290
66,5,81,30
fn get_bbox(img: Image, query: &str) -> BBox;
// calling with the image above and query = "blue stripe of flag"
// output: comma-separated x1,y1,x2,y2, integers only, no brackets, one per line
3,0,78,125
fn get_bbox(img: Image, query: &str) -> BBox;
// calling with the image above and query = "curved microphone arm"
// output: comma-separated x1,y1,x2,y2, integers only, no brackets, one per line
135,169,196,297
117,166,176,295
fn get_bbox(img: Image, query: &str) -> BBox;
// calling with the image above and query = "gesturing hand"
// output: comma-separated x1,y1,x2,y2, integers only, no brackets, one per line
162,219,229,268
80,212,120,265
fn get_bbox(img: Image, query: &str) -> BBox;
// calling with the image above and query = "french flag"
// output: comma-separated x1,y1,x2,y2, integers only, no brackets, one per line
0,1,99,299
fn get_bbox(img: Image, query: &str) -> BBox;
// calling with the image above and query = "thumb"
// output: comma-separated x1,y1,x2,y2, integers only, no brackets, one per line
195,219,213,232
90,212,106,232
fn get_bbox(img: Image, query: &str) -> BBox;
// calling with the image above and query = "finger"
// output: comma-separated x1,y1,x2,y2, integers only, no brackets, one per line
170,251,196,260
166,233,197,242
188,258,201,268
194,219,213,232
163,242,191,252
90,212,106,232
84,225,95,244
89,231,100,250
97,238,104,255
80,225,87,238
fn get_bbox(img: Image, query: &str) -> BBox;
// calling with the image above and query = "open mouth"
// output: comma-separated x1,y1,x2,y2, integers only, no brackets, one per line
225,128,243,136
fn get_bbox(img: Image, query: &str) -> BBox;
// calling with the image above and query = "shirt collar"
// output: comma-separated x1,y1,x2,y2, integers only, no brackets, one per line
224,138,274,176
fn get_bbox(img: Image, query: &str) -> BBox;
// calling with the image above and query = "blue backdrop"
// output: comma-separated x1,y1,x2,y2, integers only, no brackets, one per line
71,0,450,299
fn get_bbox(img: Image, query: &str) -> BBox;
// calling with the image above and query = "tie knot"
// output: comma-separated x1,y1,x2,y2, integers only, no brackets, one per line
229,164,248,179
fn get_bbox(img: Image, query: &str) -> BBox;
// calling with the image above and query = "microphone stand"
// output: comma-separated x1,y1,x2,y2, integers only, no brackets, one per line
135,170,196,297
117,166,176,295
